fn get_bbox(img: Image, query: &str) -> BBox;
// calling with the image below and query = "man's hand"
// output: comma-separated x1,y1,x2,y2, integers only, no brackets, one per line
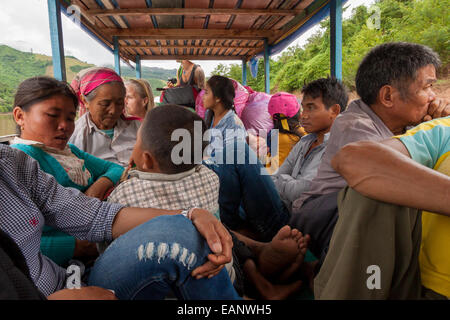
47,286,117,300
84,177,114,200
189,209,233,279
423,98,450,122
74,239,98,258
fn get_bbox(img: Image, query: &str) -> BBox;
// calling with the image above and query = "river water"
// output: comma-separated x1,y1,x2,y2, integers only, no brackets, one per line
0,114,17,136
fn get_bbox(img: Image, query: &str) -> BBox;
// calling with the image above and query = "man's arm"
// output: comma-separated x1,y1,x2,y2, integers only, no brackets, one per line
331,139,450,216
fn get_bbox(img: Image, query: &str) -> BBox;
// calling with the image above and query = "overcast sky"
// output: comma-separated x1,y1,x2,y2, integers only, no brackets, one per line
0,0,375,76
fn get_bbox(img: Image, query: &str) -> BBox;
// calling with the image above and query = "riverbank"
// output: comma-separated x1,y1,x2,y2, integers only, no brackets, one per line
0,113,16,136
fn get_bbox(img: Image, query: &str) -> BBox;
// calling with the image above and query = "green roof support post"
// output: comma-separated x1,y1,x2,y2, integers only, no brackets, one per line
330,0,343,80
136,55,142,79
113,36,121,76
47,0,66,82
264,39,270,94
242,59,247,86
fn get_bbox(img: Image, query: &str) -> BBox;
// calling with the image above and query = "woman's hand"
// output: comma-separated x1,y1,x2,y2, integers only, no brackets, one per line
84,177,114,200
189,209,233,280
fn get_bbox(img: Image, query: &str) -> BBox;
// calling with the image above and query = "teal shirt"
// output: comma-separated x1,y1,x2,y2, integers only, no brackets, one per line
101,128,115,140
11,143,124,266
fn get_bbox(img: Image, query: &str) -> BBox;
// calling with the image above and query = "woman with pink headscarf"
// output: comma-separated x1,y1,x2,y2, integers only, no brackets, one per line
69,67,141,167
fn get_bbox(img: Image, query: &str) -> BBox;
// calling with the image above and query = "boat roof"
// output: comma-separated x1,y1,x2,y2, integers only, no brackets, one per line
60,0,347,64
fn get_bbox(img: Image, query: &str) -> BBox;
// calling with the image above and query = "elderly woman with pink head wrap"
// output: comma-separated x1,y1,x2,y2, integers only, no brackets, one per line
69,67,141,167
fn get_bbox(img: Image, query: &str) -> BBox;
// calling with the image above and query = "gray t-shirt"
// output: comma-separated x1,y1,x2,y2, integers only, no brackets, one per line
292,99,394,212
272,132,329,212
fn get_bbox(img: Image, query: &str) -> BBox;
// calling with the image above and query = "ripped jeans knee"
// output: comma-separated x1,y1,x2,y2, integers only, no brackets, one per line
88,215,240,300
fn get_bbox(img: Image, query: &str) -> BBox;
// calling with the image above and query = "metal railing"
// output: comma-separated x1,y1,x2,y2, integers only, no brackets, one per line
0,134,18,145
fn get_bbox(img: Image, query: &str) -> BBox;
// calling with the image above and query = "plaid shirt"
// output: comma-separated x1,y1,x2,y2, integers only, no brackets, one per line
108,165,220,215
0,144,124,296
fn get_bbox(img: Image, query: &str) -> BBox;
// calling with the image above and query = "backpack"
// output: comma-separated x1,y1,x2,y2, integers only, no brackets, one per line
161,65,200,109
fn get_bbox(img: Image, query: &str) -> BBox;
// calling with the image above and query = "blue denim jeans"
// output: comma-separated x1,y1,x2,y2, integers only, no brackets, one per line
88,215,241,300
204,140,290,241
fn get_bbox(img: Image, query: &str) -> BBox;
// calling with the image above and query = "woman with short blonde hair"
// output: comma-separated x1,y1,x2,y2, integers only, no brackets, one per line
125,79,155,119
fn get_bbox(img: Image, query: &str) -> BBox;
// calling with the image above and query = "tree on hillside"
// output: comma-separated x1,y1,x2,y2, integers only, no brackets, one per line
211,0,449,93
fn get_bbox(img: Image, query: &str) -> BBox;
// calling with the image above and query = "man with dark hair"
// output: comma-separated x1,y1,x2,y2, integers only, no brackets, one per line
316,116,450,299
302,77,349,113
272,77,348,212
355,42,441,107
289,42,449,272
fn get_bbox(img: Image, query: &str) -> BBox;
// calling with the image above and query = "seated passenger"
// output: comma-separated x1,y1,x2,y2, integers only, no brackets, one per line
200,76,288,241
125,79,155,120
316,116,450,299
203,75,248,157
69,67,140,167
289,42,449,267
265,92,306,173
11,76,124,266
110,104,309,299
109,104,220,218
5,77,239,300
272,78,348,212
0,142,239,299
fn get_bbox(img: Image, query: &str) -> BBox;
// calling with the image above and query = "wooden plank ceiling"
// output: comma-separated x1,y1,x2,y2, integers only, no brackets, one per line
65,0,323,63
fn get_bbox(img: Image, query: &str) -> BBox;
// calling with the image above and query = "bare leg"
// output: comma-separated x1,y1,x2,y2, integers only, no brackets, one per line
243,259,303,300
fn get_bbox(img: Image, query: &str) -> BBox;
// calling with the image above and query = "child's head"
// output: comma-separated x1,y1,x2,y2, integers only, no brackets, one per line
131,104,207,174
268,92,302,137
13,76,79,150
203,75,235,112
300,77,348,134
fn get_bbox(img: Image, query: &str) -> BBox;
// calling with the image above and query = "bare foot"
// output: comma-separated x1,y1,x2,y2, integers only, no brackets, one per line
258,226,308,278
244,259,303,300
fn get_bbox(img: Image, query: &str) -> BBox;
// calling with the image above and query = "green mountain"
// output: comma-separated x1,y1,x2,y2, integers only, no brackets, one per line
0,44,176,112
103,64,176,97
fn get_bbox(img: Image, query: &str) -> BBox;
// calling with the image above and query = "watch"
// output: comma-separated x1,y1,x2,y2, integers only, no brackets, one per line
180,207,198,220
180,209,190,219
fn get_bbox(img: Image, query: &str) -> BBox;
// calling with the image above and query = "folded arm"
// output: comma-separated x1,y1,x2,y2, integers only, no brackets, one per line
331,138,450,216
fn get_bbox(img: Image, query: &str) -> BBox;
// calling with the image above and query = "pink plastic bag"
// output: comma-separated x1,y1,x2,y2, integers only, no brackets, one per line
195,89,207,119
195,79,250,119
240,91,274,136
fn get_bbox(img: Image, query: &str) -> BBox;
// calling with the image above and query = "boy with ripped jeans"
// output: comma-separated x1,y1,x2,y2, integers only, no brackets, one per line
109,104,309,299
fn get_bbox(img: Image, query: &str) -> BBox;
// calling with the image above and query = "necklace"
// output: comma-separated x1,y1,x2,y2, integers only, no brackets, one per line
182,64,193,75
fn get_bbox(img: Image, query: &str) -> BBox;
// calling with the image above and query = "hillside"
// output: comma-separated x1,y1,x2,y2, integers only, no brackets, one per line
213,0,449,94
103,64,175,96
0,44,176,112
